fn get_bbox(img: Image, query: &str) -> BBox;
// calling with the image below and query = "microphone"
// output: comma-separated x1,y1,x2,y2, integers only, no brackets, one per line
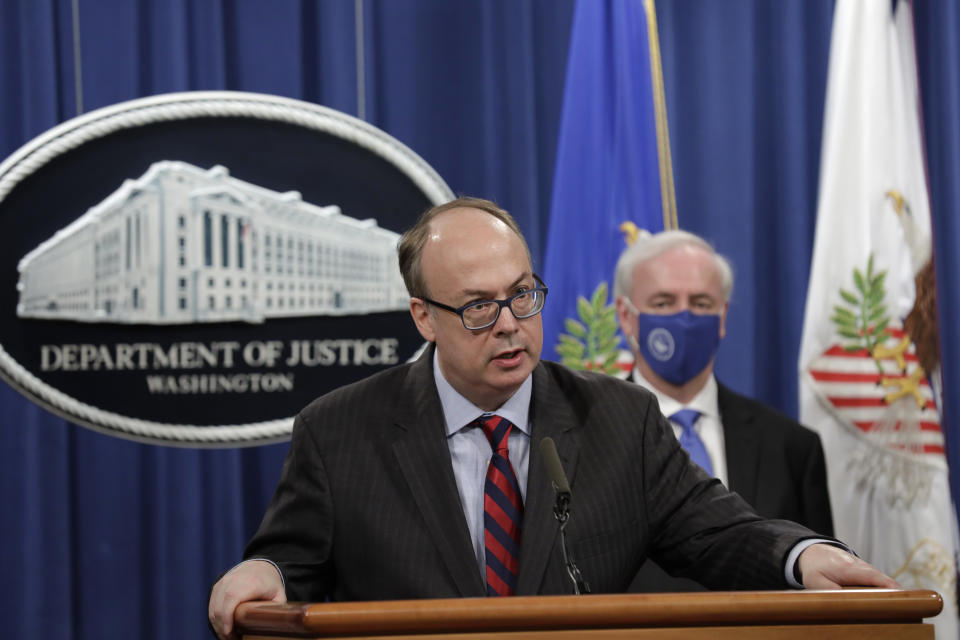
539,437,591,595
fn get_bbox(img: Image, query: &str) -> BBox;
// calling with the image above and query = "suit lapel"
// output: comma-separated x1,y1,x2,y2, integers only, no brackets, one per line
718,383,761,505
516,364,581,595
391,347,485,597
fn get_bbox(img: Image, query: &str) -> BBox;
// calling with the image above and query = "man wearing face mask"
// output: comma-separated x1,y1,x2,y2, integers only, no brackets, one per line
613,229,834,593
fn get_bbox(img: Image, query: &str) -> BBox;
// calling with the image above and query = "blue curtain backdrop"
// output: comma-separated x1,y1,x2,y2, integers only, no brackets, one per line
915,0,960,548
1,1,958,638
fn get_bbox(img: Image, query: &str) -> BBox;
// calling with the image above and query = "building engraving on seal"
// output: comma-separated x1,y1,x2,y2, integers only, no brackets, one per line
16,161,409,324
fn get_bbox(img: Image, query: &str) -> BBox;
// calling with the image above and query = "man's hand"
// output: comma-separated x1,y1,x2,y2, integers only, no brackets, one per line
208,560,286,640
798,543,900,589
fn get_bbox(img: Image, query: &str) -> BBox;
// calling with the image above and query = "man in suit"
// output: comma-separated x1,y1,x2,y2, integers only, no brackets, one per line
209,198,894,639
613,229,834,592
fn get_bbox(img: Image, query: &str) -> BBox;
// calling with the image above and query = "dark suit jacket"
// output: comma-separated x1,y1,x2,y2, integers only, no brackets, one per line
244,347,820,601
629,381,834,593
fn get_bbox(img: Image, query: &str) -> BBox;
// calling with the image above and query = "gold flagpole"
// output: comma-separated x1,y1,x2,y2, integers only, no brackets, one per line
644,0,678,230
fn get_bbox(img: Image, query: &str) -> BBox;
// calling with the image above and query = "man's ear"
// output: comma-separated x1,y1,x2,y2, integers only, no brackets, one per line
410,298,436,342
615,296,636,344
719,300,729,340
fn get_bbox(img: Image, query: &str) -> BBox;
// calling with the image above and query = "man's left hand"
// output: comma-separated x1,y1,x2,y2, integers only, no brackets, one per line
798,543,901,589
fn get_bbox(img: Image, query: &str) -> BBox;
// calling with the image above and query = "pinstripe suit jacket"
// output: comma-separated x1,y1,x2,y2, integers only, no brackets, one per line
629,382,834,593
244,346,818,601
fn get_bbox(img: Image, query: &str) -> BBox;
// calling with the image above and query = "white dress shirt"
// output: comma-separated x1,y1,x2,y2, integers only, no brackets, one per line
433,350,532,578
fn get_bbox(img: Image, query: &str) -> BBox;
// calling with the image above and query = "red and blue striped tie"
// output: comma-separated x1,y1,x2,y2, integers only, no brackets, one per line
478,414,523,596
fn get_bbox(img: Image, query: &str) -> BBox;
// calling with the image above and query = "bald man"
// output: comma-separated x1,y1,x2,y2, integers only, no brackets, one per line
210,198,891,639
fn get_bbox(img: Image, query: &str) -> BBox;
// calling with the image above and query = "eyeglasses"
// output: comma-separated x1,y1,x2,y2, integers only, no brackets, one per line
421,276,549,330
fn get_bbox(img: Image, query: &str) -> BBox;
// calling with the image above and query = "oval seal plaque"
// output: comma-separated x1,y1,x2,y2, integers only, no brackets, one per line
0,91,453,446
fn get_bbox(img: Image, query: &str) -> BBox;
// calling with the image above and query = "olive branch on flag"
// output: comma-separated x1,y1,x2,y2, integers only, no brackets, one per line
555,282,622,375
830,254,891,370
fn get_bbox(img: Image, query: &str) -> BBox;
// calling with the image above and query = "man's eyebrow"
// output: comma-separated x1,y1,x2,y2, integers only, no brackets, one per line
460,273,532,299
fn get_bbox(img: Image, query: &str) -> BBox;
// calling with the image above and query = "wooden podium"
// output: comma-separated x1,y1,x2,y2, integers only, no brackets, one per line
235,589,943,639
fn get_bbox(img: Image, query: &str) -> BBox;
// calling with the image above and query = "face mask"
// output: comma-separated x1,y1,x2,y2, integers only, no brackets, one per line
633,310,721,385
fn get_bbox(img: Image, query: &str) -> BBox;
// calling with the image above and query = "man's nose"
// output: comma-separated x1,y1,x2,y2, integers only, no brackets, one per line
493,303,520,333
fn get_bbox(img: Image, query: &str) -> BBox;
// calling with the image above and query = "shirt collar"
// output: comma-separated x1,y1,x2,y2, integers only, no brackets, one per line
433,348,532,437
632,367,719,421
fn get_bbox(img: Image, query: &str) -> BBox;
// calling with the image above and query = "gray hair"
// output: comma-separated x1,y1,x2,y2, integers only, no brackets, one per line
613,229,734,302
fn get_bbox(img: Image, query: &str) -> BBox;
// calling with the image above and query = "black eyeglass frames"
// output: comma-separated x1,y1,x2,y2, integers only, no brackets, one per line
420,276,548,330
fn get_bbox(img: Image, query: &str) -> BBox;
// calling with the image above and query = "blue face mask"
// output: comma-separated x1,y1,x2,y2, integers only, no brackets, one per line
635,310,721,385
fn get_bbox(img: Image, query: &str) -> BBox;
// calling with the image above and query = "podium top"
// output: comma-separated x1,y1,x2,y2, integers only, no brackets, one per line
235,589,942,637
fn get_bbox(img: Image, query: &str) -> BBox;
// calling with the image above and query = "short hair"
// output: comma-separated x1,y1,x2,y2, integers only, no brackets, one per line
398,196,532,298
613,229,734,302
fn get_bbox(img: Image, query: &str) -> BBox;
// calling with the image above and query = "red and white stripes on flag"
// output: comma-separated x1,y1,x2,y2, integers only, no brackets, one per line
807,328,943,456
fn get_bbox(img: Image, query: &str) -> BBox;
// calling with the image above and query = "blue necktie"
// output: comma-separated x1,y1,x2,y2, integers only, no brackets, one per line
670,408,714,477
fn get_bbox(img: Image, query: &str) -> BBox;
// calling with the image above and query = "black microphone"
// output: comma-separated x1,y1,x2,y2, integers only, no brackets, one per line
539,437,591,595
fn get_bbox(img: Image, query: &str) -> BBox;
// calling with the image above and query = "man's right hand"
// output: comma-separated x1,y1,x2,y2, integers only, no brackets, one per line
208,560,287,640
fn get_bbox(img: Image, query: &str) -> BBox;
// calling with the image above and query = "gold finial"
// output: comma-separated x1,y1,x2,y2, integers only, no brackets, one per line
620,221,640,246
619,222,652,246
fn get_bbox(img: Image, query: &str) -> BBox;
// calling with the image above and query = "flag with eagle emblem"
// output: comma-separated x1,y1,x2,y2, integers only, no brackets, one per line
799,1,958,636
